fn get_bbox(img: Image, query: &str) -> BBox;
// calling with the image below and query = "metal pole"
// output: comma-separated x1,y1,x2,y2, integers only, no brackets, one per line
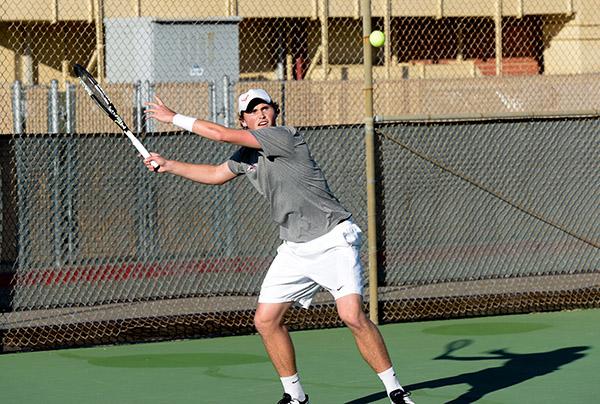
52,0,59,23
362,0,379,324
495,0,503,76
135,80,143,133
384,0,391,79
143,80,154,132
276,33,285,81
137,81,156,261
210,81,217,122
321,0,329,80
12,80,28,271
221,75,235,258
65,82,75,134
49,80,60,134
95,0,105,81
280,80,286,126
223,75,230,127
50,80,62,268
12,80,24,134
65,82,77,263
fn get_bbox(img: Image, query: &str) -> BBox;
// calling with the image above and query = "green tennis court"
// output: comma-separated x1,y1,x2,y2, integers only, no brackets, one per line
1,308,598,404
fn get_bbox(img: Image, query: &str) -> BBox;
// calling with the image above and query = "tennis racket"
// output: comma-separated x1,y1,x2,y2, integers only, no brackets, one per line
73,63,159,171
435,339,472,359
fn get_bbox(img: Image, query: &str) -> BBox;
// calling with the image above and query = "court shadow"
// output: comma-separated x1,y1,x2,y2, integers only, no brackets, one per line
59,351,269,368
345,343,589,404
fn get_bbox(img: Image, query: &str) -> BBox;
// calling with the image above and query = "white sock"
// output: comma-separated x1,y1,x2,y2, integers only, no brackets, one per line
377,366,403,395
280,373,306,401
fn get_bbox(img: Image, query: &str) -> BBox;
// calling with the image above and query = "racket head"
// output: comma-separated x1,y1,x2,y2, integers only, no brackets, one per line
74,63,159,172
445,339,472,353
74,63,121,124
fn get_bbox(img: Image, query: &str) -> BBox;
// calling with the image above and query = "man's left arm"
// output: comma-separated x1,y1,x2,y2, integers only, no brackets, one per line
145,96,261,149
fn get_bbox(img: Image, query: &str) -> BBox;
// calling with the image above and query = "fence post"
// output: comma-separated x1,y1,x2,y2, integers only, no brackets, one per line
143,80,154,132
223,75,231,127
209,81,217,122
135,80,157,261
320,0,329,80
49,80,63,268
12,80,28,272
49,80,60,134
12,81,24,134
135,80,143,134
65,82,76,134
362,0,379,324
222,76,235,257
280,80,286,125
64,82,78,264
495,0,503,76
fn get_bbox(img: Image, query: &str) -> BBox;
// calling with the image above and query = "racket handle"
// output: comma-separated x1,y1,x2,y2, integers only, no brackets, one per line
126,130,160,172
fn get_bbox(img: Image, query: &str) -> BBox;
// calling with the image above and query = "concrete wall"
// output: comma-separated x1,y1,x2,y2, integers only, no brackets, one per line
1,2,598,85
3,74,600,134
543,0,600,75
0,0,579,21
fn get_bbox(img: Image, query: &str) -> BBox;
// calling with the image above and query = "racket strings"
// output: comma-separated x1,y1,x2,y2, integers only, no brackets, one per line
75,64,116,115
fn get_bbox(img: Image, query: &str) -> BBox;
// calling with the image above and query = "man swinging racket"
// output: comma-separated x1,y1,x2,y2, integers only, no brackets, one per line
144,88,414,404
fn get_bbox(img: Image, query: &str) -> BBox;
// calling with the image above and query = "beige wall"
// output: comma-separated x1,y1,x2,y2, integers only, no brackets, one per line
0,0,580,21
543,0,600,75
0,24,17,83
2,1,599,85
0,84,13,133
0,20,96,86
3,73,600,134
2,1,599,81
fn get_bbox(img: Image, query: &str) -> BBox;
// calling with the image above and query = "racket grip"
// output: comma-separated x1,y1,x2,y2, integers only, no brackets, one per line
127,131,160,171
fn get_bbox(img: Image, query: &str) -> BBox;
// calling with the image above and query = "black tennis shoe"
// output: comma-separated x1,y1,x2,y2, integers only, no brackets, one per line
389,388,415,404
277,393,309,404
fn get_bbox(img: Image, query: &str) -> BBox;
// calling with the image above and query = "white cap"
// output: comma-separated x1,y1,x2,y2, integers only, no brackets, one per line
238,88,272,114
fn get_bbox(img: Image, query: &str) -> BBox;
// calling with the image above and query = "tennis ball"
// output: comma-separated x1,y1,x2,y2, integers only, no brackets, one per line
369,30,385,47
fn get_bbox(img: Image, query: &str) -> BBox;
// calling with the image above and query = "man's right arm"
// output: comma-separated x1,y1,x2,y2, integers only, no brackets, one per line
144,156,237,185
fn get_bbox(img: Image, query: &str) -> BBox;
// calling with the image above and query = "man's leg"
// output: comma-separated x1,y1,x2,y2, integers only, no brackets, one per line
254,301,296,375
335,293,392,372
336,294,414,403
255,302,308,403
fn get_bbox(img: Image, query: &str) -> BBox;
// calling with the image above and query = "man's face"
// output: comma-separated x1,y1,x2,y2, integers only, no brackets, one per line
240,102,277,130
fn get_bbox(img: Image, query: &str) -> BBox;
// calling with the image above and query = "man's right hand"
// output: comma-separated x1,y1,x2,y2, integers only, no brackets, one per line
144,96,176,123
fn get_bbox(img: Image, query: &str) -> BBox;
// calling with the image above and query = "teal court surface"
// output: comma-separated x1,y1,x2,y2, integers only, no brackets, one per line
1,308,599,403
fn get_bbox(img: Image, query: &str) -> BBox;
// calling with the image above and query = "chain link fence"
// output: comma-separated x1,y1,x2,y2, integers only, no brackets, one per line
375,116,599,321
1,0,599,351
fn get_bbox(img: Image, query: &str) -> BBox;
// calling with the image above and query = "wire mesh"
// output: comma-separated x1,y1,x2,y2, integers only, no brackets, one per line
375,116,599,321
1,0,599,351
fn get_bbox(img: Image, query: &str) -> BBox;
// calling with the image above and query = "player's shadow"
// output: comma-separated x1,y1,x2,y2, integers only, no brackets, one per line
345,342,589,404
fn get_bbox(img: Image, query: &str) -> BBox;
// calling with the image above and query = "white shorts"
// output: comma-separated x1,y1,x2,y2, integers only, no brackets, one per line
258,220,364,309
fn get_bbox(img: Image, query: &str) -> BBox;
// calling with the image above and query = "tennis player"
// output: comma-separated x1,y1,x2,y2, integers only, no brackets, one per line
144,89,414,404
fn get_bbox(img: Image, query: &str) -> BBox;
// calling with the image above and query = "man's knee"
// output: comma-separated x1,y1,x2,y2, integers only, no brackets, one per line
336,294,370,329
254,303,290,335
254,312,276,334
338,305,371,331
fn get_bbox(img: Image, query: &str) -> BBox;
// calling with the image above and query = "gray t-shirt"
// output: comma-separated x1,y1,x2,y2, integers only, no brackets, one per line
227,126,351,242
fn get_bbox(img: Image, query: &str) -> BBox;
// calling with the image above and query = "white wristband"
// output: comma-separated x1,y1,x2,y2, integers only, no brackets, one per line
172,114,196,132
